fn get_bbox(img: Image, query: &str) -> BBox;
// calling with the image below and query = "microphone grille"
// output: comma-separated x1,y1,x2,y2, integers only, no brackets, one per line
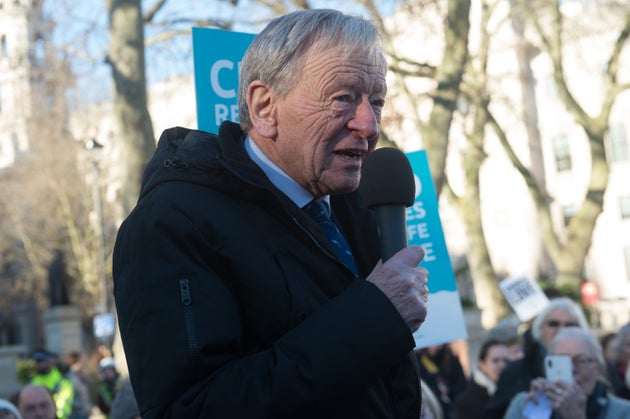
359,147,415,208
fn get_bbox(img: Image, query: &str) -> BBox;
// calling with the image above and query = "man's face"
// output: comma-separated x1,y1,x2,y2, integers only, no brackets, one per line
18,386,56,419
269,42,386,197
34,360,52,375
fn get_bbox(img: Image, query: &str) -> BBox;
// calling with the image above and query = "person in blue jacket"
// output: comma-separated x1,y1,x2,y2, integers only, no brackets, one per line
113,8,429,419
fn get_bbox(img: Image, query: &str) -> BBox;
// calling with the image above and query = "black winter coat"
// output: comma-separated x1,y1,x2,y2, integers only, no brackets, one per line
113,121,421,418
452,379,490,419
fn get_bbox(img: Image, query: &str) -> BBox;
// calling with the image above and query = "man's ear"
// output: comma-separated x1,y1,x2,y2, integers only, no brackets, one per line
247,81,278,138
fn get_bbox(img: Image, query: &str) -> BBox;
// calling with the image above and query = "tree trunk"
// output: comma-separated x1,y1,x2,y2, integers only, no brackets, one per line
461,124,508,327
107,0,155,216
106,0,155,376
423,0,471,197
509,2,556,280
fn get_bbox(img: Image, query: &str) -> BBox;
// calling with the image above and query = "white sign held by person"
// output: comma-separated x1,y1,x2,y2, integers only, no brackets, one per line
499,276,549,322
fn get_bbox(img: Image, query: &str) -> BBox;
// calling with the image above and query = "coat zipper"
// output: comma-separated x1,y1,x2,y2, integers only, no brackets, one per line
179,278,201,376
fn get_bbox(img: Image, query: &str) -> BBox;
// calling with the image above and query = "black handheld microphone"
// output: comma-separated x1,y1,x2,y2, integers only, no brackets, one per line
359,148,416,261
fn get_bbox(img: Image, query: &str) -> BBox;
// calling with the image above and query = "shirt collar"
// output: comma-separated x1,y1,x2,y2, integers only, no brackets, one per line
245,136,330,209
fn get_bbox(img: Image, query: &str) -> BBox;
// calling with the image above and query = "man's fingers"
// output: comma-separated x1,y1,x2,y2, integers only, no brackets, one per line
393,245,425,267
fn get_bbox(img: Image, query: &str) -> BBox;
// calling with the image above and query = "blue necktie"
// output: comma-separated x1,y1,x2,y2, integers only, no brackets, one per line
303,199,358,277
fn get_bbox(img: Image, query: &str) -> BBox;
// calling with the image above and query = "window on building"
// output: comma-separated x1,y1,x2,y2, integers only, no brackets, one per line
624,246,630,281
608,123,629,163
553,135,572,172
562,205,577,227
620,195,630,219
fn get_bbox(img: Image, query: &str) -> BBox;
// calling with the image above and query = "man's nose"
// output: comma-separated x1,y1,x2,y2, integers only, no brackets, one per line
348,96,378,139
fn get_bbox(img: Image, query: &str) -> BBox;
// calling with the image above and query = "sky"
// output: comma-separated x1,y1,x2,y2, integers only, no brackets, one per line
42,0,398,109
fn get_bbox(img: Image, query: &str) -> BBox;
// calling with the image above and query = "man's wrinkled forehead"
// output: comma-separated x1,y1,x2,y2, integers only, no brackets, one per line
297,29,384,65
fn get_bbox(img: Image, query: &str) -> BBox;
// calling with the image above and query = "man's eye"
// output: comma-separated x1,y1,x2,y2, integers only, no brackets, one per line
371,99,385,109
370,98,385,108
334,95,352,103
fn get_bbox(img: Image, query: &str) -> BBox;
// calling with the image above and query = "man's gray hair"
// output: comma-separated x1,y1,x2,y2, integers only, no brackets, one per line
237,9,386,131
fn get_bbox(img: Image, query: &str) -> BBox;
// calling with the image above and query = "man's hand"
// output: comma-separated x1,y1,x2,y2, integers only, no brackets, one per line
366,245,428,332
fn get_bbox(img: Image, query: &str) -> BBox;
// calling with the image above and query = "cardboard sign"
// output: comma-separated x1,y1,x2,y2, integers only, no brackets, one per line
406,150,466,348
499,276,549,321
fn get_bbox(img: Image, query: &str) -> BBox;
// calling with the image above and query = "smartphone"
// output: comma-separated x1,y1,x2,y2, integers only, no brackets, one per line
544,355,573,385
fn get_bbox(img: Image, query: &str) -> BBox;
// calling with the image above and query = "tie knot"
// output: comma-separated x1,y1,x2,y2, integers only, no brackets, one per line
303,199,330,223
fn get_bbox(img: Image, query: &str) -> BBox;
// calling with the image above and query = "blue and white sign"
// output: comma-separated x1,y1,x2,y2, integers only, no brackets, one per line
406,150,467,348
192,27,255,134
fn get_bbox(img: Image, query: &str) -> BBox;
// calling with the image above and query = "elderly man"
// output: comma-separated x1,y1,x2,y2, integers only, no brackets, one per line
114,8,428,419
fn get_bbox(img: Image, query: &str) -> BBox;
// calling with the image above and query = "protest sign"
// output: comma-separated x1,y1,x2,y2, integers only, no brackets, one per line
193,27,255,133
499,275,549,321
406,150,467,348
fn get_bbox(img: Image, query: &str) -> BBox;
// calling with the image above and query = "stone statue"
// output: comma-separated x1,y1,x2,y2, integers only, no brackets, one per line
48,249,70,306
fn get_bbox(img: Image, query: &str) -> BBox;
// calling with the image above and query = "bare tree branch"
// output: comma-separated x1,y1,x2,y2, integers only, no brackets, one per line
604,10,630,84
144,0,168,23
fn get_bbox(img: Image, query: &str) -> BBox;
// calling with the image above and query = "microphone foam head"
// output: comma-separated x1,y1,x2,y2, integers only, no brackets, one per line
359,147,416,208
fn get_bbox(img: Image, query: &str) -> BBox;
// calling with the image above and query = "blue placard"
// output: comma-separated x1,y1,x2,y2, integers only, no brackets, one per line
406,150,467,348
192,27,255,134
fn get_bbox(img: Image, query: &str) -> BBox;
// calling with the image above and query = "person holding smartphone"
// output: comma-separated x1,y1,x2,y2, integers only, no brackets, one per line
484,297,590,418
504,327,630,419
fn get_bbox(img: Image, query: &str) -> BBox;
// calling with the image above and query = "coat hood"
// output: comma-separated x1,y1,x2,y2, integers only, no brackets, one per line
138,121,274,203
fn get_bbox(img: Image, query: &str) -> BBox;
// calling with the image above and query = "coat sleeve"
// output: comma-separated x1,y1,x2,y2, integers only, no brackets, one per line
113,200,416,419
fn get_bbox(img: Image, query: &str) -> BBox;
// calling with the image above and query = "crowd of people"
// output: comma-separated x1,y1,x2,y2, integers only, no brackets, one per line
414,296,630,419
0,348,140,419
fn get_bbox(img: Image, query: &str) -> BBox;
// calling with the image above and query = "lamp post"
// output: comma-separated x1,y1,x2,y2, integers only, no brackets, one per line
85,138,107,315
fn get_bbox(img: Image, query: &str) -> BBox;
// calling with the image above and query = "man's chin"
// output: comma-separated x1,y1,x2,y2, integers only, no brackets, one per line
331,183,360,195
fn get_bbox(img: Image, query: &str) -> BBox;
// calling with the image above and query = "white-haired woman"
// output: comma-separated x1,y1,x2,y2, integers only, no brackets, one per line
505,327,630,418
